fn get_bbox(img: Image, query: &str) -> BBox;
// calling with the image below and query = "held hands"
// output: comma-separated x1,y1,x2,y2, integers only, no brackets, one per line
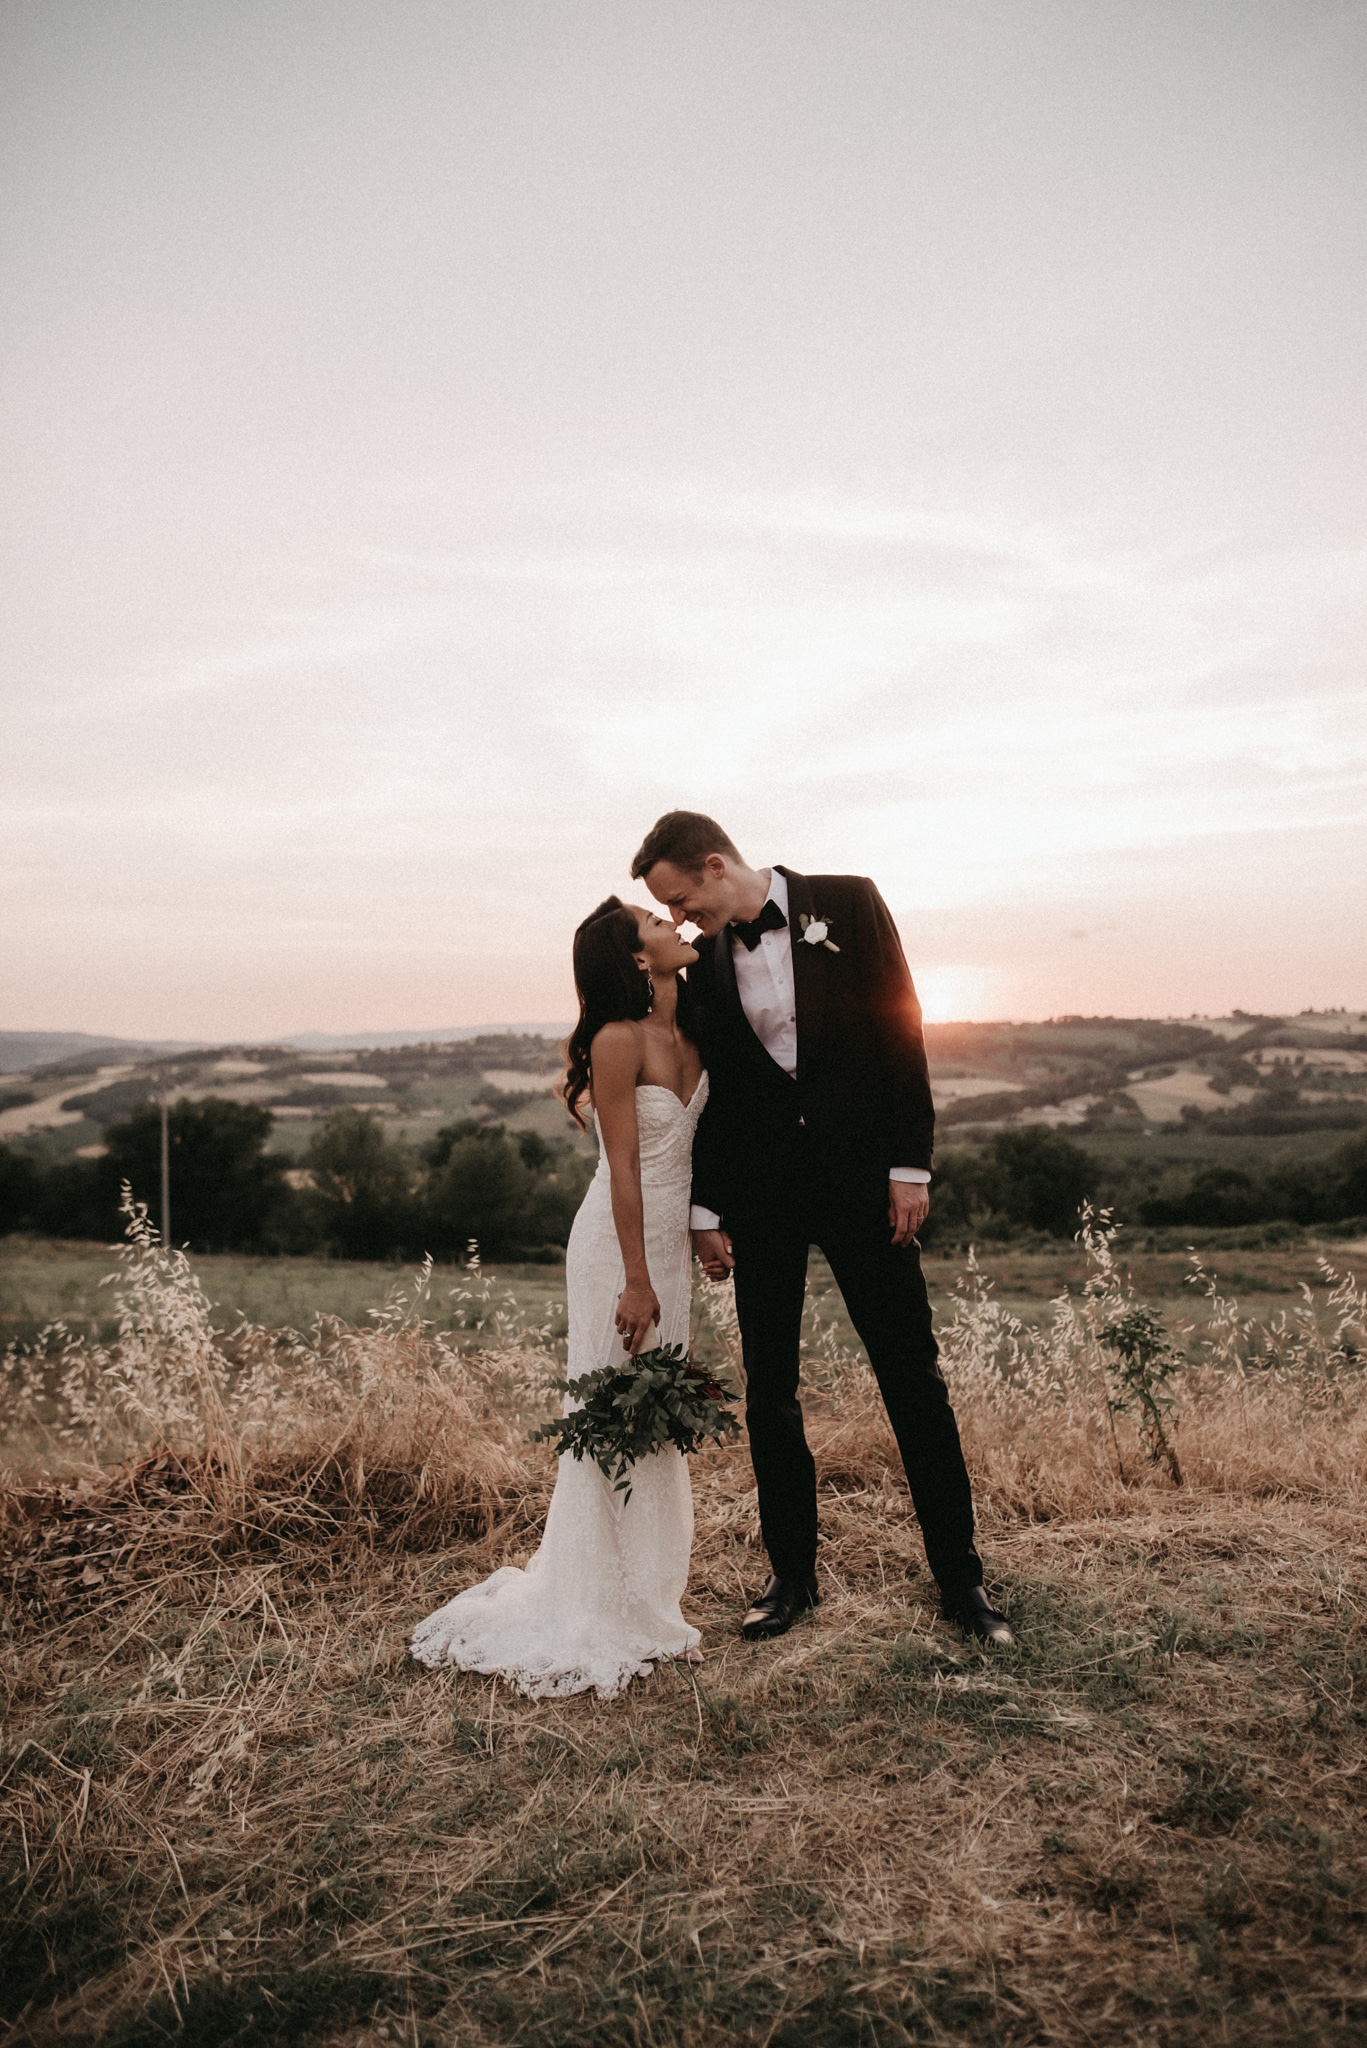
889,1179,929,1247
615,1277,661,1356
694,1201,922,1260
691,1228,735,1282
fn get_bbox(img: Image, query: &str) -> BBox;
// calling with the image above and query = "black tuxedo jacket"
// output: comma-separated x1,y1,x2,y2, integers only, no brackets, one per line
687,869,934,1225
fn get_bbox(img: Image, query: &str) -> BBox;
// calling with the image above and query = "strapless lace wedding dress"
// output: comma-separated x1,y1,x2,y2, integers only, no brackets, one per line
411,1076,708,1699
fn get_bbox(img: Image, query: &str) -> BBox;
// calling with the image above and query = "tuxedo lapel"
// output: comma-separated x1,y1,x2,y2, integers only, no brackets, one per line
700,924,753,1057
712,915,740,1015
779,867,828,1077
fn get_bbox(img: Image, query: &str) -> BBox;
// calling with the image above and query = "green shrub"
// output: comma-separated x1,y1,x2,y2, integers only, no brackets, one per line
106,1100,291,1253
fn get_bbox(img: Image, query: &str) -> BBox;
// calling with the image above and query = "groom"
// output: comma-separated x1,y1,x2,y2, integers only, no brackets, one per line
632,811,1013,1648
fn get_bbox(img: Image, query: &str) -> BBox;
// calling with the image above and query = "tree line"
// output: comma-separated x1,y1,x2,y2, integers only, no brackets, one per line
2,1105,1365,1259
0,1101,593,1260
926,1125,1367,1239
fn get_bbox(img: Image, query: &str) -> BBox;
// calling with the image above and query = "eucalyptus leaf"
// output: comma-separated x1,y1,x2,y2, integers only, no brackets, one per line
530,1343,741,1503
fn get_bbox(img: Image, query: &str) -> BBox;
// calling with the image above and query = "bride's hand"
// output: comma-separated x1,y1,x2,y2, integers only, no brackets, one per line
615,1279,660,1357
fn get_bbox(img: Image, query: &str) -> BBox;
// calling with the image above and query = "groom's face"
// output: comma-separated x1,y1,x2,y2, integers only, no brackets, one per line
642,854,737,937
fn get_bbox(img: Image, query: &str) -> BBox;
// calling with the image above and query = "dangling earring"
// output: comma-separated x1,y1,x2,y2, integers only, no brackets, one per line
645,971,655,1005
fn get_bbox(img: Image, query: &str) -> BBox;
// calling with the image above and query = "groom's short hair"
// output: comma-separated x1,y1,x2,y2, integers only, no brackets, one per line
631,810,741,879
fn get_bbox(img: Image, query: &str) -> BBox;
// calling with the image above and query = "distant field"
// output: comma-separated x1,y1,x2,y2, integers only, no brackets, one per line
8,1012,1367,1174
261,1072,582,1161
0,1034,589,1166
5,1231,1359,1363
0,1239,570,1351
1074,1121,1362,1177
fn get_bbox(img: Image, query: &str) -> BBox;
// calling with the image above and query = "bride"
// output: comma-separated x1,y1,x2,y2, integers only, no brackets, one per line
411,896,708,1698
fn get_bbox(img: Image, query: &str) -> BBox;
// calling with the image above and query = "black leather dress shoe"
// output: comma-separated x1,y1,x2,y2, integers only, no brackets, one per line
944,1586,1015,1648
741,1574,820,1642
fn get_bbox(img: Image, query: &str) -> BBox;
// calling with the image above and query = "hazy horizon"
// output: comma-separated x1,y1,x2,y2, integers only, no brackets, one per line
5,1,1365,1037
6,995,1365,1071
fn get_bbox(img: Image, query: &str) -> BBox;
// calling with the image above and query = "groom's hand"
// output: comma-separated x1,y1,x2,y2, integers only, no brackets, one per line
889,1179,929,1246
692,1228,735,1280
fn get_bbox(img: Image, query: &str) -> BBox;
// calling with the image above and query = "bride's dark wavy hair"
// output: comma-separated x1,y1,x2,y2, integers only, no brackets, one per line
561,896,696,1130
561,899,651,1131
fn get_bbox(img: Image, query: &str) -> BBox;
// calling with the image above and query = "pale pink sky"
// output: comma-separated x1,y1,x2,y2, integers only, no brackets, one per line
3,1,1365,1035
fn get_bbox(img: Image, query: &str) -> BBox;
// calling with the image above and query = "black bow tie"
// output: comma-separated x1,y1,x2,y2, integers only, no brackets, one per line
731,899,787,951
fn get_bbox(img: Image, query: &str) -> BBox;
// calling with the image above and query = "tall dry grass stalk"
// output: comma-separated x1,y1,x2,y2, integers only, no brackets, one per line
704,1207,1367,1529
5,1196,1364,1587
3,1198,554,1575
2,1205,1365,2046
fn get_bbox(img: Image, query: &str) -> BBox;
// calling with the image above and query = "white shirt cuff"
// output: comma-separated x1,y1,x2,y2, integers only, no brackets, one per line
889,1167,931,1184
690,1205,722,1231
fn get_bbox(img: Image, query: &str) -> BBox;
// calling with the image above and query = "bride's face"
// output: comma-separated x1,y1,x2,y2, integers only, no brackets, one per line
633,907,698,975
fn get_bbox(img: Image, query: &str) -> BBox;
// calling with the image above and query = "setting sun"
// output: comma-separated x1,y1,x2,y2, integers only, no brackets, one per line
911,965,998,1026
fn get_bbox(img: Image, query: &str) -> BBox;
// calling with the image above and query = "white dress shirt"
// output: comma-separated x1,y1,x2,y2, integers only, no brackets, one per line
689,868,930,1231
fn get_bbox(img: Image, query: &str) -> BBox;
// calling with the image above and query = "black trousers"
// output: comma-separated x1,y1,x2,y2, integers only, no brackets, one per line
728,1171,982,1602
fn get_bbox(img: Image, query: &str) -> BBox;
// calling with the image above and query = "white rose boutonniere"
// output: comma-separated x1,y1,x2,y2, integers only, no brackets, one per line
798,912,840,953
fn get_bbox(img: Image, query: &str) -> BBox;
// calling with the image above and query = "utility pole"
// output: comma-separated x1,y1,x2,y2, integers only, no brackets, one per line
160,1095,171,1248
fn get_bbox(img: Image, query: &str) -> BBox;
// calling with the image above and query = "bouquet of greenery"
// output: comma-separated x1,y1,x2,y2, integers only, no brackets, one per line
531,1343,742,1501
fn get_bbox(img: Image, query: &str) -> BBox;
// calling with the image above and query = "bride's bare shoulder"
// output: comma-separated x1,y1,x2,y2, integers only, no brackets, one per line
588,1020,644,1075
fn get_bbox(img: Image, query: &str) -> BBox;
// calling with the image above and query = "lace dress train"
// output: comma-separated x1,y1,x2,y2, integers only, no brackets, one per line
411,1078,708,1699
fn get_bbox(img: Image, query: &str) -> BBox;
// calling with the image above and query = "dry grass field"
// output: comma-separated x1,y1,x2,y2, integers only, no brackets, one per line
0,1240,574,1355
3,1232,1353,1363
2,1219,1365,2047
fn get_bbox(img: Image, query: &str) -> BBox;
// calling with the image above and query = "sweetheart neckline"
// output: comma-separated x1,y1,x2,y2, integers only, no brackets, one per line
635,1077,707,1114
